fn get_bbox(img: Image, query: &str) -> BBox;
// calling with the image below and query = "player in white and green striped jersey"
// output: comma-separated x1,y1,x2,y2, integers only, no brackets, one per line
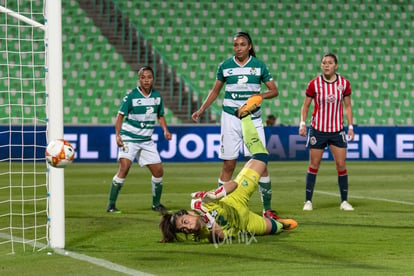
218,54,273,117
106,66,172,213
192,32,282,220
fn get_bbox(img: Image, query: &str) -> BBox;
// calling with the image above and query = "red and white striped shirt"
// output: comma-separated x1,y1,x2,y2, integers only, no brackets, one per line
306,74,351,133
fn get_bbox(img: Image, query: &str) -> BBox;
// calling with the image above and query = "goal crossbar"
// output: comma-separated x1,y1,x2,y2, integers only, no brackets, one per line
0,5,45,30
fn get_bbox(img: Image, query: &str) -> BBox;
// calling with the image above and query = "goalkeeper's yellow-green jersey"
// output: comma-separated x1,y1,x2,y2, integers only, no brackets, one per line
200,167,267,241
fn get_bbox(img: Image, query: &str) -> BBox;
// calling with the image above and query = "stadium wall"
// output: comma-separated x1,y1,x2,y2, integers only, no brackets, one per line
2,125,414,162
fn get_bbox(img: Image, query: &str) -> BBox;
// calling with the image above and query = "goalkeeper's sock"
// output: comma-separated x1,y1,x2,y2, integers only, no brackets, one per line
269,217,284,234
108,175,124,206
337,170,348,202
258,176,272,211
241,116,268,156
152,176,163,207
305,167,318,201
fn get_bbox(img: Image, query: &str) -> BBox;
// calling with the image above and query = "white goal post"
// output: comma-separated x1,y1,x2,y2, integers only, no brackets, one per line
45,0,65,250
0,1,64,251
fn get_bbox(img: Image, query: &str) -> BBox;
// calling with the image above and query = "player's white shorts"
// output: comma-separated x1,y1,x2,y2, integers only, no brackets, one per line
219,112,266,160
117,139,161,166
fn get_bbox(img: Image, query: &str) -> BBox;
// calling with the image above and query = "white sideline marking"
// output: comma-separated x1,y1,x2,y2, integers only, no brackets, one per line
52,248,154,276
316,190,414,206
0,234,153,276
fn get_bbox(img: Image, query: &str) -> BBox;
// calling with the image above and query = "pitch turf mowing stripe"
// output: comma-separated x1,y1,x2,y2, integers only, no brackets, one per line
315,190,414,205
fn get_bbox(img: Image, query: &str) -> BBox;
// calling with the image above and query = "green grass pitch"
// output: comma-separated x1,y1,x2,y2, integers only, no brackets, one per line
1,161,414,275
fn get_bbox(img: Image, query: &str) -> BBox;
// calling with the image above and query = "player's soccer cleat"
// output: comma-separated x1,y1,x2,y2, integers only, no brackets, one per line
277,218,298,230
303,200,313,211
263,209,280,220
152,204,168,212
235,94,262,118
340,201,354,211
106,204,121,213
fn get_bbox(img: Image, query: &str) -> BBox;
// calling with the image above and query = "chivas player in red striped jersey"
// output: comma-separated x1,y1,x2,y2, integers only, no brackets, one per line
299,53,355,211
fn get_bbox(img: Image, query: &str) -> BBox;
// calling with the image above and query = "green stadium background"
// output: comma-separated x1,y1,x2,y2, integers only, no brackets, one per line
1,0,413,126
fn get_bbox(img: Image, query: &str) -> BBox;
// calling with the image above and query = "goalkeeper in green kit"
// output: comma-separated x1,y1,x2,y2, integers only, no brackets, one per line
159,95,297,243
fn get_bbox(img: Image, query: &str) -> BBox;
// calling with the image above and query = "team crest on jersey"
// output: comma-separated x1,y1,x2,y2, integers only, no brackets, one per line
310,136,317,145
327,94,336,103
250,67,257,75
337,84,344,92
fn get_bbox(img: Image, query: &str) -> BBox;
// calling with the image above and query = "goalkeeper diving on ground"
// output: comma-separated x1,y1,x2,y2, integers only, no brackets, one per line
159,95,298,243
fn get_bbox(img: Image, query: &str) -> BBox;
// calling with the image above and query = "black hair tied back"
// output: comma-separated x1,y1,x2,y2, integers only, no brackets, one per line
233,31,256,58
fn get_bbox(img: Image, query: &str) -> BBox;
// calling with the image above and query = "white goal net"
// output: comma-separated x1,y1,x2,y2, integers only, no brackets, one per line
0,0,63,253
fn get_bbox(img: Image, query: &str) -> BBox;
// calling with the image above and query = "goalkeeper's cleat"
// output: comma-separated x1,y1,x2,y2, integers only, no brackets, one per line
235,94,262,118
277,218,298,230
106,204,121,213
263,209,280,220
152,204,168,212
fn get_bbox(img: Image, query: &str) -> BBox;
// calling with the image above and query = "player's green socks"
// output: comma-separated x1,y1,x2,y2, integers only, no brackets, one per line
108,176,124,207
152,176,163,207
259,176,272,211
241,116,268,155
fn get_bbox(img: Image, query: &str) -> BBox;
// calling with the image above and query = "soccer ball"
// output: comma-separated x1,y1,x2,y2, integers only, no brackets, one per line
45,139,75,168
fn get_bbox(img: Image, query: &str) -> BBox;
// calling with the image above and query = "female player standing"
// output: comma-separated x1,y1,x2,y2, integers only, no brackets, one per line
299,53,355,211
106,66,172,213
191,32,280,220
